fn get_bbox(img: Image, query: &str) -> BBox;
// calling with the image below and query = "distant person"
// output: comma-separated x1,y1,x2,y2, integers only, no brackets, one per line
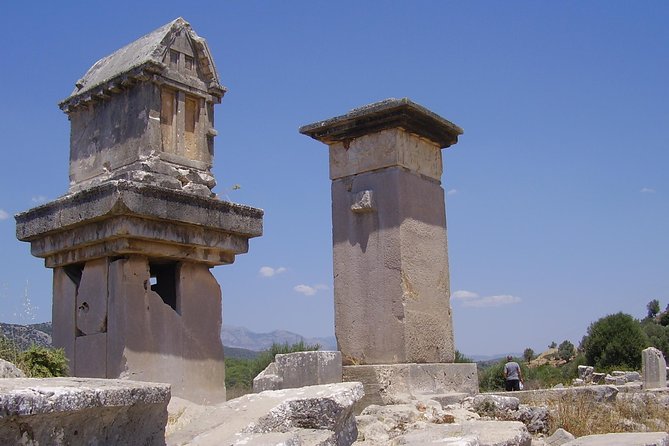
503,355,523,391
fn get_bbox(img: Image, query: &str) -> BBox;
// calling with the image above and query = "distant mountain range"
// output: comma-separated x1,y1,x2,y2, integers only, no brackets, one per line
0,321,338,353
0,322,52,350
2,321,513,362
221,325,337,351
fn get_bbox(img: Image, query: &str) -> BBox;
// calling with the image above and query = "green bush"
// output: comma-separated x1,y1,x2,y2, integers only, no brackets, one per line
523,348,535,363
0,335,21,366
18,345,69,377
581,312,648,370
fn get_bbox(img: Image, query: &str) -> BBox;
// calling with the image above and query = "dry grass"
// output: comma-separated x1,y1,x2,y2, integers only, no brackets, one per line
546,392,669,437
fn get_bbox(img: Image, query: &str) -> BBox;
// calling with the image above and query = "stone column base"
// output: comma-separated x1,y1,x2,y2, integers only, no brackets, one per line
343,363,478,412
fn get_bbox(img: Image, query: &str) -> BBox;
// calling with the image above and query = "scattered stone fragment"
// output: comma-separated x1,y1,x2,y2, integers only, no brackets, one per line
545,428,576,446
0,359,25,378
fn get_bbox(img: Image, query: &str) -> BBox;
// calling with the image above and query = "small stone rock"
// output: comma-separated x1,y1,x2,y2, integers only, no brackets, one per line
0,359,25,378
546,428,575,446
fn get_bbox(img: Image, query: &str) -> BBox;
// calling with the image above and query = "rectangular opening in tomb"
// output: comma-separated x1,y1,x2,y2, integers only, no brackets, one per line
149,261,179,313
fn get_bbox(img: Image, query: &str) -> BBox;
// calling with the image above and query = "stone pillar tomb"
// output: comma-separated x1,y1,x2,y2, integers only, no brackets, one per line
16,18,263,404
301,99,478,406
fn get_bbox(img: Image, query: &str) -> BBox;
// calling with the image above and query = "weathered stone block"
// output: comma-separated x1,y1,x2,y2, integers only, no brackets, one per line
343,363,478,412
253,351,342,393
643,347,667,389
167,382,363,446
0,378,169,446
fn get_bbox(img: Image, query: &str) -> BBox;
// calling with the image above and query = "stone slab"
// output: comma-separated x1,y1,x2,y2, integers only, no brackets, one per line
0,378,170,446
299,98,462,149
343,363,478,412
15,180,263,267
562,432,669,446
389,420,532,446
254,351,342,392
166,382,363,446
486,385,619,405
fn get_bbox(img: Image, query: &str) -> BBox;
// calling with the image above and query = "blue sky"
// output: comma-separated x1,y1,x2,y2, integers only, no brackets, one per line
1,2,667,356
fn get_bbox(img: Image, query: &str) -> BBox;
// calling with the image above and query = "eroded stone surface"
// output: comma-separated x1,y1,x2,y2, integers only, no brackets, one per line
167,382,363,446
388,420,531,446
0,378,169,446
254,351,342,393
344,363,478,411
562,432,669,446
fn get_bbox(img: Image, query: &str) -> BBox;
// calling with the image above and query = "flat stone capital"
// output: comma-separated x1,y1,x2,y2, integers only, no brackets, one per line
15,180,263,267
299,98,463,149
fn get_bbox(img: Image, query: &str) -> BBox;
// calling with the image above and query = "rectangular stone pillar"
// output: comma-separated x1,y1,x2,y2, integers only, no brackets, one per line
642,347,667,389
300,98,463,365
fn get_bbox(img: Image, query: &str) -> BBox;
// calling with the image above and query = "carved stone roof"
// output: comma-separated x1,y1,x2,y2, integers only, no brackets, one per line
60,18,224,111
300,98,463,149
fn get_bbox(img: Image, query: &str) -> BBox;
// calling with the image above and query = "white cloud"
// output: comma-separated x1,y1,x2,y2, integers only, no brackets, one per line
462,294,522,308
447,189,458,196
452,290,479,300
259,266,287,277
0,209,8,221
641,187,656,194
293,284,328,296
31,195,48,203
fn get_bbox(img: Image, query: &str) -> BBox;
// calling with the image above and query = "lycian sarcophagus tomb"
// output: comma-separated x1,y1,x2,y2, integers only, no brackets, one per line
16,18,263,404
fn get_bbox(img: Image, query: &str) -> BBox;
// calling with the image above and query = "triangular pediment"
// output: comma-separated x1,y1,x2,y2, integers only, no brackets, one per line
62,18,224,110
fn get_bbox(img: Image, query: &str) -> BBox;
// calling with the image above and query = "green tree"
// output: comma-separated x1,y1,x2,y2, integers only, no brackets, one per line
641,319,669,358
454,350,473,363
660,310,669,327
523,348,535,363
549,341,557,349
557,340,575,361
647,299,661,319
581,312,649,370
